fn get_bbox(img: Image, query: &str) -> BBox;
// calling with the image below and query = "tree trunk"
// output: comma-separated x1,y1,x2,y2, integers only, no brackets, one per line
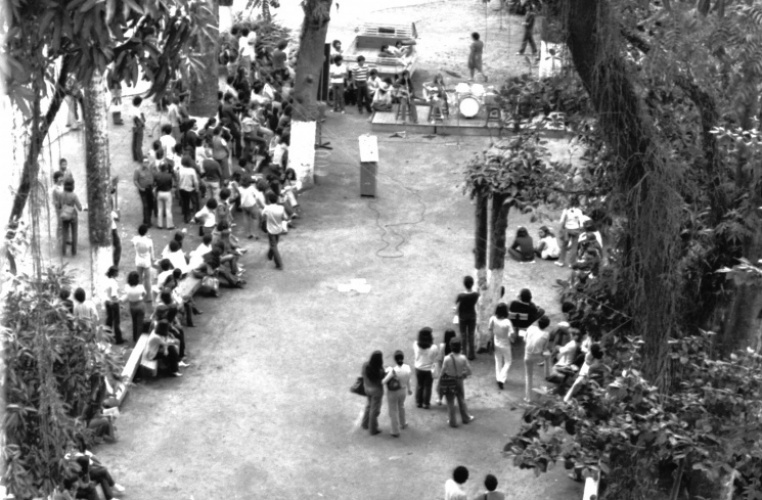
566,0,680,391
190,0,220,117
478,194,510,347
474,189,488,290
82,72,113,303
291,0,332,187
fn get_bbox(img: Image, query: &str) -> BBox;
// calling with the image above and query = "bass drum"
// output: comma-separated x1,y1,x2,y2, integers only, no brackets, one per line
459,95,481,118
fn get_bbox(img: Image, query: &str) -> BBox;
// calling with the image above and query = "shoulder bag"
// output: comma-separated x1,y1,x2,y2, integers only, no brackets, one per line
386,368,401,391
350,376,366,396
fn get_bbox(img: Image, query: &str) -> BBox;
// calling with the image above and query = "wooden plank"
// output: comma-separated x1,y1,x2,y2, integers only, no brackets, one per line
115,333,150,406
176,274,202,302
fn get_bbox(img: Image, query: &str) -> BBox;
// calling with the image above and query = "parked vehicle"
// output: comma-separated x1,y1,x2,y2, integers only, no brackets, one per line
343,22,419,78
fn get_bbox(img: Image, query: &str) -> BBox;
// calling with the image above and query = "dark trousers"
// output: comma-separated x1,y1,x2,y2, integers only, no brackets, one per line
331,83,345,111
129,301,145,343
61,218,78,256
112,229,121,268
361,391,383,434
459,316,477,358
356,82,372,112
415,369,433,407
267,232,283,268
138,189,154,226
179,190,194,223
519,31,537,55
183,302,195,327
445,379,471,427
155,345,180,374
170,326,186,359
132,126,144,161
90,465,116,500
105,301,123,344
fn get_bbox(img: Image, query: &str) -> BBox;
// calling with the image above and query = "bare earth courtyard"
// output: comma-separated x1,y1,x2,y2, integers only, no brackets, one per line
24,0,584,498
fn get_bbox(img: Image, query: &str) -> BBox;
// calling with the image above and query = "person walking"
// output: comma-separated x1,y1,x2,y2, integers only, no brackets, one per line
516,3,538,59
110,187,121,268
56,179,83,257
455,275,480,360
261,191,288,270
413,327,439,409
131,96,146,161
382,350,412,437
524,315,551,402
361,350,385,435
154,162,175,230
133,156,155,227
489,303,515,390
123,271,146,343
131,224,155,302
103,266,124,345
440,339,474,428
468,32,487,82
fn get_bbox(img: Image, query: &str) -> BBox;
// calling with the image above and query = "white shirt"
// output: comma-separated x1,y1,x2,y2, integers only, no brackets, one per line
413,342,440,371
524,325,549,359
162,247,188,274
444,479,468,500
104,277,119,301
329,63,347,84
384,364,412,391
539,235,560,259
556,339,579,366
489,316,514,348
132,235,154,268
189,243,212,270
160,135,177,162
561,207,584,230
194,206,217,228
262,203,286,235
239,185,264,209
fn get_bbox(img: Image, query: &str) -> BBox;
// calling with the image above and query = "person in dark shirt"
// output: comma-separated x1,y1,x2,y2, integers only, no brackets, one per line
508,288,545,334
202,155,223,200
60,287,74,314
508,226,535,262
455,275,480,360
218,93,241,158
202,243,245,288
153,163,175,229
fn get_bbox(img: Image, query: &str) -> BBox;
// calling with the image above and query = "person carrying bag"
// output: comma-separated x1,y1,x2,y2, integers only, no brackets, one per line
440,339,474,428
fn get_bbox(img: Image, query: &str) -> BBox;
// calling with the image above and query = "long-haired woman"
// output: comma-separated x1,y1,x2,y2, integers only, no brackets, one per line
436,329,458,405
413,327,439,409
123,271,146,343
489,303,515,390
361,350,385,435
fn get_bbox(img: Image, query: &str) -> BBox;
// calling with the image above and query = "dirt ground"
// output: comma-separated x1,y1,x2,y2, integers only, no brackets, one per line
37,0,585,498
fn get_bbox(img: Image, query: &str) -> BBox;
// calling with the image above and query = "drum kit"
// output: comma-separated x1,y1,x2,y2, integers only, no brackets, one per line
455,82,498,119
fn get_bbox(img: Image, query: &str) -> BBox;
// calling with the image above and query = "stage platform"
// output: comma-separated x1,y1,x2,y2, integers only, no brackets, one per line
369,105,573,138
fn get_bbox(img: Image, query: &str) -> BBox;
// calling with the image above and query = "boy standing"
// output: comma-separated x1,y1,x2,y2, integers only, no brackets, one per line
131,97,146,161
353,56,372,114
455,275,480,360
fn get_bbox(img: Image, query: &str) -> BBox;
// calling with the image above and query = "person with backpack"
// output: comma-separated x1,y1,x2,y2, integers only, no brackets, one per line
382,350,412,437
440,339,474,428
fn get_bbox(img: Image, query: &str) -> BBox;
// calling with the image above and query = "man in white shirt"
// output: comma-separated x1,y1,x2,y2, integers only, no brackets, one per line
177,156,199,223
444,466,470,500
262,191,289,270
189,234,214,271
523,315,551,402
159,124,177,164
329,55,348,113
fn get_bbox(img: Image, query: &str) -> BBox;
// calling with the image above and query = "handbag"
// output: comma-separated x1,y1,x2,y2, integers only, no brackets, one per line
350,376,366,396
60,204,76,221
386,368,401,391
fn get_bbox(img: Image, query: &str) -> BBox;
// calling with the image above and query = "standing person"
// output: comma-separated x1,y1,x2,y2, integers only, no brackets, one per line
202,149,223,200
329,55,348,113
110,187,121,268
57,158,75,183
52,171,65,242
556,196,584,267
159,124,177,164
133,156,155,227
239,177,264,239
516,3,539,59
154,163,175,230
56,180,83,257
73,287,99,323
177,155,199,224
219,94,241,158
131,224,155,301
130,97,146,161
413,327,439,409
261,191,288,270
211,125,231,180
167,97,181,141
440,339,474,428
508,288,545,338
455,275,480,360
524,315,551,402
382,350,412,437
489,303,515,390
123,271,146,343
436,329,458,405
445,466,470,500
103,266,124,345
468,32,487,82
271,40,289,83
353,56,372,114
361,350,385,436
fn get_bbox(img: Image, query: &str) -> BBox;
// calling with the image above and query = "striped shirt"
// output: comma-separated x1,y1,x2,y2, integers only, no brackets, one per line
353,65,370,83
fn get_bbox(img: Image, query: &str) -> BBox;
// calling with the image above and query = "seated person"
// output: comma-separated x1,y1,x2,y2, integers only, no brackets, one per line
82,401,117,445
153,291,190,362
564,343,605,402
508,288,545,335
197,242,246,288
547,329,583,384
64,437,125,500
371,79,394,111
571,247,602,281
143,319,184,377
508,226,535,262
535,225,561,260
577,220,603,261
189,233,214,271
161,239,189,275
379,44,397,58
50,476,78,500
156,259,175,294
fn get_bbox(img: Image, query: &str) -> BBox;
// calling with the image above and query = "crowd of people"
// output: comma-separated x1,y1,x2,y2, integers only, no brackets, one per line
354,198,607,439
